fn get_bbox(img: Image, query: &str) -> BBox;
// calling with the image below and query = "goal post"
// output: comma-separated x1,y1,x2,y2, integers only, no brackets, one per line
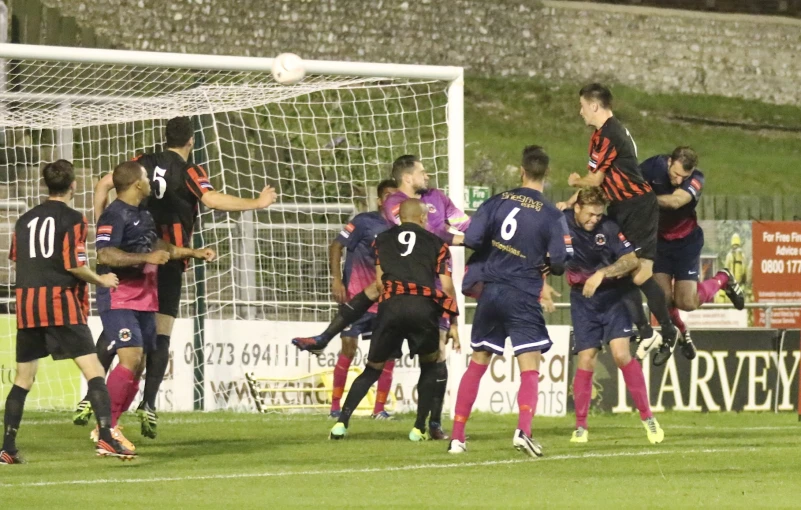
0,43,465,412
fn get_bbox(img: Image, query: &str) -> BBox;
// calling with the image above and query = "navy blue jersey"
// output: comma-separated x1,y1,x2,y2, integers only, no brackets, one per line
96,200,159,312
640,154,705,241
565,209,634,287
464,187,571,299
335,211,389,303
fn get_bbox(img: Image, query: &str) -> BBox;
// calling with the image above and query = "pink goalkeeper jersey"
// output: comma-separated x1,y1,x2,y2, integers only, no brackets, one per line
381,188,470,244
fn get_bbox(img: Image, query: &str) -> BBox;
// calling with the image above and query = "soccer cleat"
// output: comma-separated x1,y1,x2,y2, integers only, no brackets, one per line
635,331,663,361
0,450,25,464
408,427,430,442
642,417,665,444
72,399,93,426
447,439,467,454
291,335,328,356
137,402,158,439
90,427,99,443
329,410,342,420
720,269,745,311
513,429,544,458
329,422,347,440
96,438,137,460
90,426,136,452
570,427,589,443
371,410,392,420
428,423,449,440
652,328,681,366
679,329,697,360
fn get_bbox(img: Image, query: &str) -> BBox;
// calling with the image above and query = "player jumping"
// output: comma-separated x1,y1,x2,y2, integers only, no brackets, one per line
1,160,133,463
564,187,664,444
328,179,398,420
329,198,459,441
75,116,275,438
640,147,745,359
559,83,681,366
449,146,570,457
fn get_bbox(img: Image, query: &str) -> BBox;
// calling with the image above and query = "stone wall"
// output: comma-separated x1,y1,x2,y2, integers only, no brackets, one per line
40,0,801,105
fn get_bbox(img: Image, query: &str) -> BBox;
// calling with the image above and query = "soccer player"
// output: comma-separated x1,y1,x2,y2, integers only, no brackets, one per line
92,161,216,451
448,146,570,457
1,160,134,463
328,198,459,441
564,187,664,444
559,83,681,366
77,116,275,438
328,179,398,420
640,147,745,359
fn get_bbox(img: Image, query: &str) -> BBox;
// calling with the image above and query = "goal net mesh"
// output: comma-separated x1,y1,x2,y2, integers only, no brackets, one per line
0,57,455,411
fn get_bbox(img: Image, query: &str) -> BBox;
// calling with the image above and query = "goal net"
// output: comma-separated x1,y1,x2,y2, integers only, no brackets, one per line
0,44,464,412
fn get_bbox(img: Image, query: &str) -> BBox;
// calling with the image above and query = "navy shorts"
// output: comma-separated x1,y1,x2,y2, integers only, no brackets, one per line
341,312,376,340
654,227,704,282
570,286,633,354
100,309,157,354
470,283,551,356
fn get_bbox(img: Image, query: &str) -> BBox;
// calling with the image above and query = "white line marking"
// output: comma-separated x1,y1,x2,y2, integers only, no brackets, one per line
1,447,752,488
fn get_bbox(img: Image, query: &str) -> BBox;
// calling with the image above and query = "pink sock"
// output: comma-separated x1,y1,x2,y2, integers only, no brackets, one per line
669,307,687,334
107,365,135,428
620,359,652,420
572,369,593,429
122,379,141,415
697,271,728,304
517,370,539,437
330,354,352,412
452,361,488,442
373,359,395,414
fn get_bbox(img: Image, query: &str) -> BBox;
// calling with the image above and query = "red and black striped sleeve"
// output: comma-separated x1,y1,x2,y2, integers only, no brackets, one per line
184,164,214,199
9,231,16,262
63,216,88,270
588,133,618,174
436,243,451,276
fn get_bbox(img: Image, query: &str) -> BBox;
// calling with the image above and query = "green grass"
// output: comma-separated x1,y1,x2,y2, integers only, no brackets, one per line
2,411,800,508
464,77,801,196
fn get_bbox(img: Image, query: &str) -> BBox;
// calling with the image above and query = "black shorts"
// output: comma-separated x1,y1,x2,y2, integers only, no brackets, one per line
16,324,96,363
368,295,441,363
158,260,184,318
607,191,659,260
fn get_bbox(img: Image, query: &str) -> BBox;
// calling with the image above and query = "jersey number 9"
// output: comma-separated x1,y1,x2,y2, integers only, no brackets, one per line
399,231,416,256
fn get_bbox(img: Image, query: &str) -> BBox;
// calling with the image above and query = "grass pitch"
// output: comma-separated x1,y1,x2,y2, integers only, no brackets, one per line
1,411,799,508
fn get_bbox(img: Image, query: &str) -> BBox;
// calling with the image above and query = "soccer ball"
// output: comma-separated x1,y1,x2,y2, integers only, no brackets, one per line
272,53,306,85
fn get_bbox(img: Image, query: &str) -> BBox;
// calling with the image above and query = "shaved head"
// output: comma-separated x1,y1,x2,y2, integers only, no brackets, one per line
399,198,428,227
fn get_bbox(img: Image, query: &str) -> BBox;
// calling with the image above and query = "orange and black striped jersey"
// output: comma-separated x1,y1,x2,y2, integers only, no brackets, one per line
374,223,458,316
9,200,90,329
135,151,214,249
587,116,652,203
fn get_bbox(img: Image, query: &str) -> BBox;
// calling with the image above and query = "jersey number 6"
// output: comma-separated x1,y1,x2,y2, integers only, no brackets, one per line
501,207,520,241
398,231,416,256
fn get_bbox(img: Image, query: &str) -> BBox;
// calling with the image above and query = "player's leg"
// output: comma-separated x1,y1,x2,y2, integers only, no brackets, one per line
569,288,603,443
293,284,380,354
331,357,386,440
1,355,38,464
609,337,663,444
426,322,450,439
371,348,396,420
331,333,358,419
513,350,544,458
412,349,442,441
73,330,115,426
571,349,597,443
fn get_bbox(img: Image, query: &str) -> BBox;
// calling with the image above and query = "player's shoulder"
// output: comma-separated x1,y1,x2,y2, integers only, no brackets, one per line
689,169,704,182
599,116,627,137
640,154,669,172
598,215,622,235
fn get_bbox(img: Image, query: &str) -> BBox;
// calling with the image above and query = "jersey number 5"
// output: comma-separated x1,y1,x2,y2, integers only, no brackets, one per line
153,166,167,199
26,216,55,258
398,231,416,256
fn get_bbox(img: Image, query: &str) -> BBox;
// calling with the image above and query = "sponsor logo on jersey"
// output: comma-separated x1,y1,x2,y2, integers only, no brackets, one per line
119,328,132,342
427,204,437,214
340,222,355,238
595,233,607,246
96,225,112,243
618,232,632,248
690,178,702,191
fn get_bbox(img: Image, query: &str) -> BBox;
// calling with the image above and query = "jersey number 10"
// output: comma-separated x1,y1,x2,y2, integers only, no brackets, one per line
26,216,56,259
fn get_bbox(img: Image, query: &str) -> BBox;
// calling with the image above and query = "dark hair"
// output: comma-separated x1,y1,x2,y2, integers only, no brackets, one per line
670,146,698,172
377,179,397,197
42,160,75,196
521,145,549,181
390,155,420,182
579,83,613,109
113,161,146,193
165,116,194,148
576,186,608,207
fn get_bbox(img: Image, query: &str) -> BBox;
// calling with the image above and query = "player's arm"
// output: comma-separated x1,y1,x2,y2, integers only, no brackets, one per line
545,214,572,276
62,216,118,288
657,189,693,210
93,172,114,220
329,239,347,304
97,247,169,267
462,198,495,250
567,171,604,188
155,239,216,262
556,190,579,211
184,163,277,212
569,133,616,188
68,266,119,289
582,225,638,298
443,194,471,246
